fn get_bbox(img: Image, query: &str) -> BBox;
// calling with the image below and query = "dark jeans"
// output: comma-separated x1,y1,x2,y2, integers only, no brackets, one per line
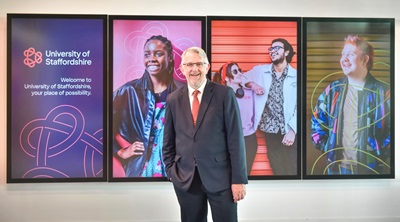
263,132,297,175
244,133,257,175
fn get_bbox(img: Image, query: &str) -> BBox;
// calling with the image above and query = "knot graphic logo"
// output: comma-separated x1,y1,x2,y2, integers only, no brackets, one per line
19,105,104,178
24,47,43,68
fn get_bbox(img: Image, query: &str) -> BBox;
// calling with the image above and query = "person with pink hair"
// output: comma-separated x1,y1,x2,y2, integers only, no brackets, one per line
311,35,391,175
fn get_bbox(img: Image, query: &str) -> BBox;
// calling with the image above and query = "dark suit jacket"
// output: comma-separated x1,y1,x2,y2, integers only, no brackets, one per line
163,80,248,193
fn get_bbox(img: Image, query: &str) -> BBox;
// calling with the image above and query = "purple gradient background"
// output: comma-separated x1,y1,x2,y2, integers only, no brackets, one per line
10,18,105,180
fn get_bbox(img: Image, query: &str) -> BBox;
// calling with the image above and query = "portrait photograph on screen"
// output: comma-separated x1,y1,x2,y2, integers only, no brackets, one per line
7,14,108,183
207,16,301,179
109,15,206,181
303,18,395,179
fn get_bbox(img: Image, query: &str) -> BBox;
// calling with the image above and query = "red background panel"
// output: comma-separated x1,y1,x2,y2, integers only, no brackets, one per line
211,20,298,74
210,20,298,176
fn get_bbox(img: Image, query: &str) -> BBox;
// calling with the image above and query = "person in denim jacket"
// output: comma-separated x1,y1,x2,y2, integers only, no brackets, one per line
243,38,298,175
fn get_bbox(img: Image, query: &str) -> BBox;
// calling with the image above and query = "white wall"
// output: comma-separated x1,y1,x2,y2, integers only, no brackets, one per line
0,0,399,221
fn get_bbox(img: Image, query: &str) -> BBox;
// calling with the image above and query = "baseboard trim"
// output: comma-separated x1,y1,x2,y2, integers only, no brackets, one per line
239,218,400,222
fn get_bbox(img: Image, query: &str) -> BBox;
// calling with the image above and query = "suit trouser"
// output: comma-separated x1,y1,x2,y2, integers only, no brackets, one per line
173,168,238,222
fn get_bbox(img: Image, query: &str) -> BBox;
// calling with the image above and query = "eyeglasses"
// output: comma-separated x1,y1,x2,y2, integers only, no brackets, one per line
268,46,284,52
232,68,242,75
182,62,207,68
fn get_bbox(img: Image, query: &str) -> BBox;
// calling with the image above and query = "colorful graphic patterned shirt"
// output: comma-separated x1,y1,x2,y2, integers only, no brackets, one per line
311,73,390,174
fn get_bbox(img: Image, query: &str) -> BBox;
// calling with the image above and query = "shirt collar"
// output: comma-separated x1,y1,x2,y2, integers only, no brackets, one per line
271,65,289,78
188,78,207,96
347,76,366,91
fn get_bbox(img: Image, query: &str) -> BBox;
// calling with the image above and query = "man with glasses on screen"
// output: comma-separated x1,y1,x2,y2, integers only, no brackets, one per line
243,38,297,176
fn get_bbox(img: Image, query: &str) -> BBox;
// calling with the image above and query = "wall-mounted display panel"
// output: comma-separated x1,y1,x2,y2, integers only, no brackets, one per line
7,14,108,183
207,16,301,180
303,18,394,179
109,15,206,181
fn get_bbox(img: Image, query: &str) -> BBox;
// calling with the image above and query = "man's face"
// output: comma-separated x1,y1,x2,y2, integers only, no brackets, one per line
340,43,367,78
180,51,210,89
269,41,286,65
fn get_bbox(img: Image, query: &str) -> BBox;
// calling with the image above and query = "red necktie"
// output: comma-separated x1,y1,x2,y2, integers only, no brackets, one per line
192,90,200,126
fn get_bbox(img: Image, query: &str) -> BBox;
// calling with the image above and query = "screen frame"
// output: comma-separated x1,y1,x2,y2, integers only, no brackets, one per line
302,17,395,179
108,15,206,182
7,13,108,183
207,16,302,180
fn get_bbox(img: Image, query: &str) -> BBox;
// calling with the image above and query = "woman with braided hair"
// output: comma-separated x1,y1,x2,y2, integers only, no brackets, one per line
113,35,177,177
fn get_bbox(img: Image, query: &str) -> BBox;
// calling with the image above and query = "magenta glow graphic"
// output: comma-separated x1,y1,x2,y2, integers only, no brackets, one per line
113,19,203,90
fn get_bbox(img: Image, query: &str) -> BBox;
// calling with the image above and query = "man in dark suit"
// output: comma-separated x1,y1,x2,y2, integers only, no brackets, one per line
163,47,248,222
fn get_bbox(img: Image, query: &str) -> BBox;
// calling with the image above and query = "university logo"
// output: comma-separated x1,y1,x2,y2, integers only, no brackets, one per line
24,47,43,68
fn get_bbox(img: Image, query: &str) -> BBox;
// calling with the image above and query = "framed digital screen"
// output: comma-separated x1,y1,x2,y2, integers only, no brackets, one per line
7,14,107,183
109,15,206,181
303,18,395,179
207,16,301,180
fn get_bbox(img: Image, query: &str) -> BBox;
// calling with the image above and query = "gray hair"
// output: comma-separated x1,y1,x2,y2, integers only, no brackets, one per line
181,47,209,65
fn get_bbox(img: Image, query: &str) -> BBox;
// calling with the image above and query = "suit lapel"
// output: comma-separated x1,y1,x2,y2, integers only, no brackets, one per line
195,80,214,131
178,86,194,128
